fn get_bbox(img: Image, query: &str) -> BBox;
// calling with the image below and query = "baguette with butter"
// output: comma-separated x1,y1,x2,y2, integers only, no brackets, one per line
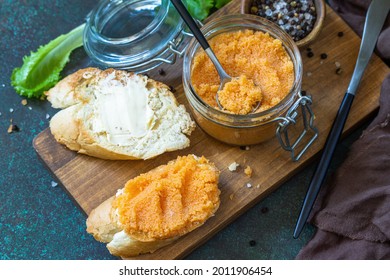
46,68,195,160
86,154,220,258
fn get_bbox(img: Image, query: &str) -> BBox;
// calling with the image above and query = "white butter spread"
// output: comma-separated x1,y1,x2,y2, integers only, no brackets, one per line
93,75,155,145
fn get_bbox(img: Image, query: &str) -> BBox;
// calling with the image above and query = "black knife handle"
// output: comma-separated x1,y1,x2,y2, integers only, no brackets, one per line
293,92,355,238
170,0,210,50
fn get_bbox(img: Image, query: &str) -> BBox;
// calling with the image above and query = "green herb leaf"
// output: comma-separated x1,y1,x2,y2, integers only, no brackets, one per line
11,24,85,99
214,0,231,9
184,0,214,21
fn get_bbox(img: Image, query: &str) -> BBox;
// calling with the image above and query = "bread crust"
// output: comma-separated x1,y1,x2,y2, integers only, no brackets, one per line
46,68,195,160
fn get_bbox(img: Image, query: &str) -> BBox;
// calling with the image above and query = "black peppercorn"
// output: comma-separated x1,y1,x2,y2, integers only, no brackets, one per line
249,240,257,247
158,68,166,76
307,51,314,58
250,0,317,42
336,68,343,75
320,53,328,59
261,207,269,214
338,31,344,37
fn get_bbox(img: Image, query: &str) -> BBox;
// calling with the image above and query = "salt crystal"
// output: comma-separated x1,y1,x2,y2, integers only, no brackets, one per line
278,19,284,25
265,9,272,17
307,72,312,77
246,183,252,188
335,61,341,68
9,108,14,113
0,112,2,116
304,13,311,20
28,106,32,110
1,84,5,87
51,181,58,188
45,113,50,120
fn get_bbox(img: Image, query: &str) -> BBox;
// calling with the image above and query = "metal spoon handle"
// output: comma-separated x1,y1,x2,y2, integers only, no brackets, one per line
293,0,390,239
170,0,210,50
170,0,231,83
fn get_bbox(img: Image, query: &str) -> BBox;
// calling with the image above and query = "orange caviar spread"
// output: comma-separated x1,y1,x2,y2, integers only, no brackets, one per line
191,29,294,113
218,75,262,115
113,155,220,242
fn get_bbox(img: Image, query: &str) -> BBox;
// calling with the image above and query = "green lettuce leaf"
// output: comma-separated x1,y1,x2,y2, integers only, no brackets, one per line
184,0,214,21
214,0,231,9
11,24,85,99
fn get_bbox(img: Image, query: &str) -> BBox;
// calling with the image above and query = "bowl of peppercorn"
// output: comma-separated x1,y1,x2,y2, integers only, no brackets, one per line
241,0,325,48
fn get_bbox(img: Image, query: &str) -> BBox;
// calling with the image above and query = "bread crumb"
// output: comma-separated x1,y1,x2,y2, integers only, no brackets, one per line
228,162,240,172
21,99,27,106
229,193,234,200
244,166,253,177
255,184,260,189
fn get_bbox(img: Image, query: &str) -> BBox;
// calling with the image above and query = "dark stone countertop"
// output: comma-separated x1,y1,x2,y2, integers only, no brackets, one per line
0,0,369,260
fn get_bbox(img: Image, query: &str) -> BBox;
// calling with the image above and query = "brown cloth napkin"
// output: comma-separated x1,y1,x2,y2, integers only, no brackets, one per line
296,0,390,260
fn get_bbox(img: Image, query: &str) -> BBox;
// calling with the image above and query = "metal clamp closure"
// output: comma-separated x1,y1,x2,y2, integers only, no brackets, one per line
276,93,318,161
150,25,197,65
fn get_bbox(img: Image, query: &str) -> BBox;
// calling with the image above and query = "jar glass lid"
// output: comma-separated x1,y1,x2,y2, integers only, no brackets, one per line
83,0,185,71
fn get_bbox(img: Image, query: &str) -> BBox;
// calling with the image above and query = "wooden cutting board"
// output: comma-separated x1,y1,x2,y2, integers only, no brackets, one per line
33,0,389,260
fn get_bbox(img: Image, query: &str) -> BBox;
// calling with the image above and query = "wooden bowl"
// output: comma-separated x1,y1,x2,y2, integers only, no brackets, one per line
241,0,326,48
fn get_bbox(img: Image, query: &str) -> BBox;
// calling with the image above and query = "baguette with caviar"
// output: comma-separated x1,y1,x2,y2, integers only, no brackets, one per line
45,68,195,160
86,155,220,258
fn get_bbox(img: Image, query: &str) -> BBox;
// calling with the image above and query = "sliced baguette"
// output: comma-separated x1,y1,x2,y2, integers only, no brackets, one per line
86,155,220,258
46,68,195,160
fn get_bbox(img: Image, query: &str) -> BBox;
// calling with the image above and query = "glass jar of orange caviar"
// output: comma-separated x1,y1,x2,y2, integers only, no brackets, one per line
182,14,318,161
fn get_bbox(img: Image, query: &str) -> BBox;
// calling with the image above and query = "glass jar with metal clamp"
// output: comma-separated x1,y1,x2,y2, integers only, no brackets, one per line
83,0,192,72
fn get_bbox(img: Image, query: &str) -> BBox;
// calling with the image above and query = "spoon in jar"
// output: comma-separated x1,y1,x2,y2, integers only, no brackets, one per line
170,0,261,113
